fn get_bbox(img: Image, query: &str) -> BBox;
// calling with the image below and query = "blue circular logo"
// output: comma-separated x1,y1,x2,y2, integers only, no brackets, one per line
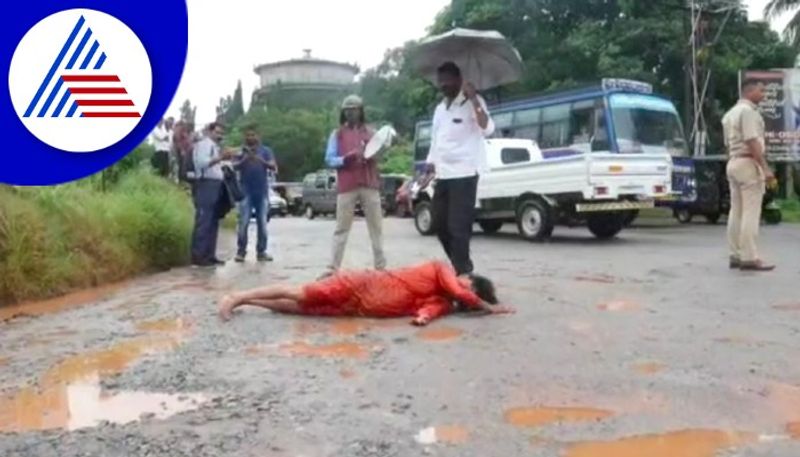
2,1,188,185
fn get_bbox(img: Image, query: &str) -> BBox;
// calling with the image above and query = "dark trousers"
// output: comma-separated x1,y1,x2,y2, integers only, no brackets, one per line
191,179,223,264
237,193,268,256
432,175,479,275
151,150,170,177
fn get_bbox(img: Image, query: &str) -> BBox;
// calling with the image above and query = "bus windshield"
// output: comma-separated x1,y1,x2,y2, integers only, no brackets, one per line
609,94,688,157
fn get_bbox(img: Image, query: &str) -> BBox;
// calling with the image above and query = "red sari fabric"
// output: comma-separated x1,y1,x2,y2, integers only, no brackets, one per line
299,261,481,321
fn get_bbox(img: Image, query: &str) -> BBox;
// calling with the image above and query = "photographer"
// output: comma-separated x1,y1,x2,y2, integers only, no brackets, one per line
233,125,278,263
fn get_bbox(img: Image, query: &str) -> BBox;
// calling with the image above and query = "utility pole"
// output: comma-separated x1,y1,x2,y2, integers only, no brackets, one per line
685,0,738,157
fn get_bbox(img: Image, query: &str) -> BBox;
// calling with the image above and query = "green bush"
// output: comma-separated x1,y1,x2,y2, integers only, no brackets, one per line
0,169,193,306
778,199,800,223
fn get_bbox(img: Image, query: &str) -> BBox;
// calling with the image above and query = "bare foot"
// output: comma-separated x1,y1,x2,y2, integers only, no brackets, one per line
219,294,239,321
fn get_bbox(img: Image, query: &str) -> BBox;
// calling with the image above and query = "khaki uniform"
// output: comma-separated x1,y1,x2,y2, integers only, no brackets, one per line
721,99,766,263
328,188,386,273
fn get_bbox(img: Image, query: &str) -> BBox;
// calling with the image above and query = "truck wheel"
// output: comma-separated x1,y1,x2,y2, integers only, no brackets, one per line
478,220,504,234
516,199,554,242
674,208,693,224
622,210,639,227
414,201,435,236
764,208,782,225
587,214,624,240
705,212,721,225
304,205,316,220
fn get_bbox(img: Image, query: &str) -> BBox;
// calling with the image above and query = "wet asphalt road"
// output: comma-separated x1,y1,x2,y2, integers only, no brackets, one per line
0,216,799,457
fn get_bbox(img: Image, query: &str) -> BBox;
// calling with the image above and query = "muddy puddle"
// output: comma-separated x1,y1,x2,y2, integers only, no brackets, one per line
415,425,470,445
633,362,666,375
504,406,613,428
564,429,754,457
0,382,206,433
0,318,202,433
136,317,193,333
0,281,130,322
279,341,375,359
415,326,464,342
293,319,404,337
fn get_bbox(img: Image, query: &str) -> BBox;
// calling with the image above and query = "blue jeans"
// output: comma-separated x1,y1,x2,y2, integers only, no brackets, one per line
237,193,268,256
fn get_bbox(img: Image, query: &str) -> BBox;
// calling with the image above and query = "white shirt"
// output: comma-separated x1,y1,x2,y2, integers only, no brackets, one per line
426,92,495,180
193,136,224,181
151,125,172,152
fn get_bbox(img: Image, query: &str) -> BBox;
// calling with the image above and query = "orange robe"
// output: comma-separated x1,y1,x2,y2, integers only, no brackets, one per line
299,261,481,322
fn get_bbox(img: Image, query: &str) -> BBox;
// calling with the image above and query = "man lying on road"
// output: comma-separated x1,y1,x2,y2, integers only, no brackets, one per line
219,261,514,326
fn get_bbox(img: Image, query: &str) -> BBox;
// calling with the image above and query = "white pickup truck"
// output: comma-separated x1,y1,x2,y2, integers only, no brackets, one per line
413,138,672,240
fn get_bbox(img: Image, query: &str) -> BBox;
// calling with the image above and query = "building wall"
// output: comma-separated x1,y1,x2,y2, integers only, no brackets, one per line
258,63,357,88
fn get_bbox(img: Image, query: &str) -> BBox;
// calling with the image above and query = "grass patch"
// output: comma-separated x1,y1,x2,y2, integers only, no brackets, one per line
0,169,193,306
778,199,800,223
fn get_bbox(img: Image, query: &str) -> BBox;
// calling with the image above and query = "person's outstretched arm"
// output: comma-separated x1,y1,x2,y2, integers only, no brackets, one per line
411,296,452,326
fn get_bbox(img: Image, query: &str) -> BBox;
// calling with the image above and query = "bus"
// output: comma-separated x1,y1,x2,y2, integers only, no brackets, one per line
412,79,696,214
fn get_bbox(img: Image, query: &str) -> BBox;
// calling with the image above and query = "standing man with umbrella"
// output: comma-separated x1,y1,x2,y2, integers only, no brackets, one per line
413,28,522,276
424,62,494,276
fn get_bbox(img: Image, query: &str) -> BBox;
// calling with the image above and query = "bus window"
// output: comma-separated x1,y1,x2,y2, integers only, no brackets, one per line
540,104,570,149
491,112,514,138
414,124,432,162
591,109,610,152
511,108,540,141
609,94,688,156
514,108,540,126
414,139,431,162
570,100,595,145
515,125,540,141
416,125,432,141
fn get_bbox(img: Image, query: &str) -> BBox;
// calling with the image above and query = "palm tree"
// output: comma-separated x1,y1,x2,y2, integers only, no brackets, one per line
765,0,800,46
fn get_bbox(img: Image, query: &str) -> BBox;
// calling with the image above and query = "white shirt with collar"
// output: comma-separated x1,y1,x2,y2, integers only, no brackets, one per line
151,124,172,152
426,92,495,180
193,135,225,181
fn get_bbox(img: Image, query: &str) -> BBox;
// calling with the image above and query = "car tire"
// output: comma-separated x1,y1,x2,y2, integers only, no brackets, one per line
764,208,782,225
304,205,316,220
705,212,721,225
478,220,504,234
622,210,639,227
414,201,435,236
516,199,554,242
674,208,693,224
587,213,625,240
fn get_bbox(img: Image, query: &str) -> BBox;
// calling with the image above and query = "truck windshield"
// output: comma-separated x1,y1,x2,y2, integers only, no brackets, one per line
610,94,688,157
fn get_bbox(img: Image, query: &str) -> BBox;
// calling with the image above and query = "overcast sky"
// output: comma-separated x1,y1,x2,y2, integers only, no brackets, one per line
166,0,794,124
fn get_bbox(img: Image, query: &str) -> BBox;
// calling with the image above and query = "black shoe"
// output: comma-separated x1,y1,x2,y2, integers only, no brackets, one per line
211,258,226,266
257,254,273,262
234,253,245,263
729,257,741,269
191,261,215,268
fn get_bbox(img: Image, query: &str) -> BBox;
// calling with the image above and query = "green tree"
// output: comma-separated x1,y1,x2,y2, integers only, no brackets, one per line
229,108,336,181
368,0,793,153
766,0,800,46
217,81,246,125
229,80,245,122
179,99,196,126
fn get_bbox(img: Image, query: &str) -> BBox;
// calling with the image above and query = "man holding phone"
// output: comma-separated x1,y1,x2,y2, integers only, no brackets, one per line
422,62,495,276
191,122,235,267
234,124,278,263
